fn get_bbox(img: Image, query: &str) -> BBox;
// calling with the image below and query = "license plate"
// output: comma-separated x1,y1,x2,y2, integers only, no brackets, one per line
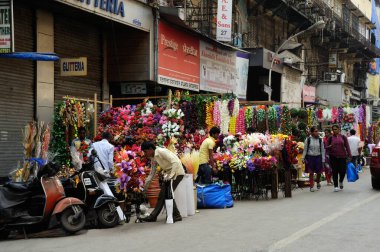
83,178,92,186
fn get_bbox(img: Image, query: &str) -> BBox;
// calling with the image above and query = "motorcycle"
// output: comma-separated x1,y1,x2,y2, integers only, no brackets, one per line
0,162,86,239
63,159,120,228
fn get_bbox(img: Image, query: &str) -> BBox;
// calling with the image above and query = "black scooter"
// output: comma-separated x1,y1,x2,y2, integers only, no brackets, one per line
63,151,120,228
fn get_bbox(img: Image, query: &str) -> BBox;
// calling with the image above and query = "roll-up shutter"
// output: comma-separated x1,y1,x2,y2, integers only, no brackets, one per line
54,15,102,103
0,3,35,176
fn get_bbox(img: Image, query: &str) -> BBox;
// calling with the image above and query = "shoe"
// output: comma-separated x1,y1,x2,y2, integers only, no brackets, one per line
334,187,340,192
317,183,321,190
139,215,157,222
327,182,333,186
174,215,182,222
310,187,315,192
339,182,344,190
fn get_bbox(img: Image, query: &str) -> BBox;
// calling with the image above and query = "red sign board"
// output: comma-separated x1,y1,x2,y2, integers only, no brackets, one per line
157,21,200,91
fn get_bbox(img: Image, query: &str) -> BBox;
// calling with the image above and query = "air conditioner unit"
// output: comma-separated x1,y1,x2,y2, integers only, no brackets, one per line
324,72,338,82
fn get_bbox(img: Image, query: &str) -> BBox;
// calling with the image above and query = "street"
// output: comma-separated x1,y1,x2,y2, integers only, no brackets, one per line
2,168,380,252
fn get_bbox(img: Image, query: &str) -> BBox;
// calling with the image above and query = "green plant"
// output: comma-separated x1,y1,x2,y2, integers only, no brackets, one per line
298,122,307,130
298,109,308,119
290,108,299,118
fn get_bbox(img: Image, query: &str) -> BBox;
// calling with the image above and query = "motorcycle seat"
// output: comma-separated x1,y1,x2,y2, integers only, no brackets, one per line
4,182,29,192
0,186,30,209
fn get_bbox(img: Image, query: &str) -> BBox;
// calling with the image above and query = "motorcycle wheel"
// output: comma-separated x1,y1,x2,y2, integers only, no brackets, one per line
60,206,86,233
97,203,119,228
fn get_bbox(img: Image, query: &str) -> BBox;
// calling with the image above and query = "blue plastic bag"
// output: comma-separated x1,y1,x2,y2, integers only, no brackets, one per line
197,184,234,209
347,162,359,182
356,163,362,173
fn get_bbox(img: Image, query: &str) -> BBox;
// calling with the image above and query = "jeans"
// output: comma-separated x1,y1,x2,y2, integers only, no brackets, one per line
330,156,347,187
196,163,212,184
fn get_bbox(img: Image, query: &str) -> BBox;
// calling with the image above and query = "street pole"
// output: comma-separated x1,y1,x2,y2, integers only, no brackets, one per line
267,20,325,101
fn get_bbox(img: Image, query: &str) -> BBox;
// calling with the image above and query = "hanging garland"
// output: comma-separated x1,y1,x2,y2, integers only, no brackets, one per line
205,101,214,130
307,108,313,126
338,107,344,123
275,105,282,128
50,102,71,166
220,99,230,134
236,108,246,134
229,116,237,135
281,106,292,135
268,106,277,134
244,107,253,129
213,100,221,127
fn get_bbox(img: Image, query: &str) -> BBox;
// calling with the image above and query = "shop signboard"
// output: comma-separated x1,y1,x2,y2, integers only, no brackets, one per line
55,0,151,31
216,0,232,41
0,0,13,54
60,57,87,76
367,73,379,98
157,21,200,91
235,51,249,99
302,85,316,103
200,41,237,93
121,82,147,95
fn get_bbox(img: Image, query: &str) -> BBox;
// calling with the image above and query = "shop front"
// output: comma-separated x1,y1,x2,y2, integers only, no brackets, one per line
155,19,249,99
0,0,153,176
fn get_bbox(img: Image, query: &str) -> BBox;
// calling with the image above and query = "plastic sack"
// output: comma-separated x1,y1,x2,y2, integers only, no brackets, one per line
197,184,234,209
356,163,362,173
347,162,359,182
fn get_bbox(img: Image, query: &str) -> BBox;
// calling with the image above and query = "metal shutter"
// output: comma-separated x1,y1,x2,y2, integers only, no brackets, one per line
54,15,102,103
0,3,35,176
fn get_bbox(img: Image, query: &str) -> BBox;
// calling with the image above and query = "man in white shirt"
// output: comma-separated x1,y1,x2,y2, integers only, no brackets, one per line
348,129,361,167
88,132,125,222
89,132,114,173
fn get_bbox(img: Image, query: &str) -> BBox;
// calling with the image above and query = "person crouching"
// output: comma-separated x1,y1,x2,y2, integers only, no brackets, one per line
140,142,185,223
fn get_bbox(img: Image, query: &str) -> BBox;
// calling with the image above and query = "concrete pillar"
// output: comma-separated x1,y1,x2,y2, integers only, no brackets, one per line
36,9,54,123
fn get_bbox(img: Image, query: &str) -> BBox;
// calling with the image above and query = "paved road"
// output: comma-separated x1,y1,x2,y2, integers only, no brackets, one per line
2,168,380,252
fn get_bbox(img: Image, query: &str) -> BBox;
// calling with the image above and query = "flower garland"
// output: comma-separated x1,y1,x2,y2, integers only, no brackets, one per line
338,107,344,123
256,106,266,122
236,108,246,134
228,99,234,116
331,107,338,123
268,106,277,134
220,100,231,134
307,108,313,126
275,105,282,128
281,106,292,135
213,101,221,127
229,116,237,135
244,107,253,129
233,98,240,116
317,108,323,121
206,101,214,130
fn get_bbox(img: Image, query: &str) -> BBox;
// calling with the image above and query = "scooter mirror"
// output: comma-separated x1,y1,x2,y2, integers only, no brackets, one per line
91,149,97,156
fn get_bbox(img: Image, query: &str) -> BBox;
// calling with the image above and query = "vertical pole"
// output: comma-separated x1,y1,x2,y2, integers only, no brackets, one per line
94,93,97,137
110,95,113,108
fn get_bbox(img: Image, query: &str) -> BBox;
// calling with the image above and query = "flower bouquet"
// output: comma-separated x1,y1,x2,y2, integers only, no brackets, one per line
114,146,148,194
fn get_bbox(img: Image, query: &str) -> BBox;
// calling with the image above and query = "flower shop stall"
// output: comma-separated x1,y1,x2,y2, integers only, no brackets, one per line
93,91,302,201
50,94,112,169
11,121,51,182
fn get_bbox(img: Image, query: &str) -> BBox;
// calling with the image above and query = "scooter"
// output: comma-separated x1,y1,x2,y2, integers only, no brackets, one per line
0,162,86,239
63,158,120,228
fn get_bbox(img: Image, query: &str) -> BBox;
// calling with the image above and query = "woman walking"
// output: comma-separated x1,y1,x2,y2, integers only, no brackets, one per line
323,128,333,186
326,125,352,192
302,126,325,192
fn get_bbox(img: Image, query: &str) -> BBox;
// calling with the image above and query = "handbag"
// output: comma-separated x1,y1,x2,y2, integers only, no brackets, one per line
347,162,359,182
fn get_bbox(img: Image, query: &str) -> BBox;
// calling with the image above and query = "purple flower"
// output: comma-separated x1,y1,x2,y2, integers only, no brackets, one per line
246,160,255,172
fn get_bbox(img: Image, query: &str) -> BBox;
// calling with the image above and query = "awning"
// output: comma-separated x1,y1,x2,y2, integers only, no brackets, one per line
0,52,60,61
